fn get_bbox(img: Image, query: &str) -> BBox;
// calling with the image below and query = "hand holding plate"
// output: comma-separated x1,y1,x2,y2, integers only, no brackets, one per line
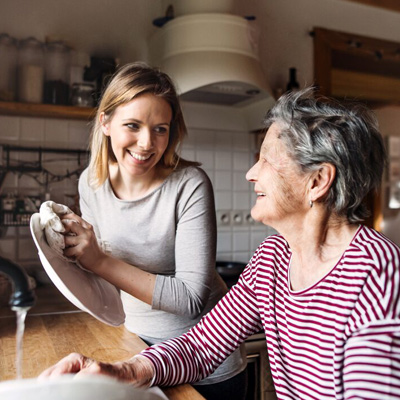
62,216,107,274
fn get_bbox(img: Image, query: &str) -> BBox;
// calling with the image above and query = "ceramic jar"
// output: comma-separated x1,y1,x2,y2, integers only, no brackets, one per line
43,41,71,105
17,37,45,103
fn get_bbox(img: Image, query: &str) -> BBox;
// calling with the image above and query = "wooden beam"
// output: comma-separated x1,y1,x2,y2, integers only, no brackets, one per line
342,0,400,13
313,28,333,95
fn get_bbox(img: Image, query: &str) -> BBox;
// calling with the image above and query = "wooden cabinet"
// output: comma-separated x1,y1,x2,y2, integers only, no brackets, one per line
313,27,400,107
312,27,398,231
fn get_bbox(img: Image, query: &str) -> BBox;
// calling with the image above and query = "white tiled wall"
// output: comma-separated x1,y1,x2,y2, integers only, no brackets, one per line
181,127,275,264
181,102,276,264
0,115,90,271
0,102,275,273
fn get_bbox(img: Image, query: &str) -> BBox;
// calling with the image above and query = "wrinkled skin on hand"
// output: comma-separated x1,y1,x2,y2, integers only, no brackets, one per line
38,353,155,388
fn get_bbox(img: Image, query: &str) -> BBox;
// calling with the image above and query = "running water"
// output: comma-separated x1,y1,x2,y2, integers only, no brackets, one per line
12,307,29,379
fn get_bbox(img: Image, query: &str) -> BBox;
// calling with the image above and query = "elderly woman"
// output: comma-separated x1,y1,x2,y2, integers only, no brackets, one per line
40,88,400,399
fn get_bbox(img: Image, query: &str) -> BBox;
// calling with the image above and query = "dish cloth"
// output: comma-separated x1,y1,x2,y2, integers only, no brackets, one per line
39,201,74,261
39,201,111,263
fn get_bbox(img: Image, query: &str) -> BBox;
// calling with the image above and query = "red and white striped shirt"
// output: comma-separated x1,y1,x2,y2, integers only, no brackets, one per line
141,225,400,399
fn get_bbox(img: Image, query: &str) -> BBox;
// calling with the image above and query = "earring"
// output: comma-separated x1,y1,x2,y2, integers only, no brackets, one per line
309,200,313,208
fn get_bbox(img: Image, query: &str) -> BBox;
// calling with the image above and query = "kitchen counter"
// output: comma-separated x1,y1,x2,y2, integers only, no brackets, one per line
0,310,204,400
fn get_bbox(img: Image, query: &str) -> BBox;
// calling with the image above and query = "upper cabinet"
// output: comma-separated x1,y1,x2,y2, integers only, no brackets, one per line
312,26,400,231
313,27,400,107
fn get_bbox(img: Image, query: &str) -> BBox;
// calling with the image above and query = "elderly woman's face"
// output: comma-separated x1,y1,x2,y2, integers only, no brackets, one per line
246,123,309,228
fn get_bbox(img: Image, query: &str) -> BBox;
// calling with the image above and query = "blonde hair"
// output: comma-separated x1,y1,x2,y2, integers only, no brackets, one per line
88,62,198,188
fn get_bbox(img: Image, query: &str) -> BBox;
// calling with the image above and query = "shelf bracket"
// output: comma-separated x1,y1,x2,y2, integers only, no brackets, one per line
1,144,89,175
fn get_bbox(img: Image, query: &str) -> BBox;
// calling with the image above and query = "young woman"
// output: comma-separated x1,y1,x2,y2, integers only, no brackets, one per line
57,62,247,399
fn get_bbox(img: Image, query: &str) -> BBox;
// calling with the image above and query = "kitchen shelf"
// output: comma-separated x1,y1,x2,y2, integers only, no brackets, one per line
0,211,32,226
0,101,96,121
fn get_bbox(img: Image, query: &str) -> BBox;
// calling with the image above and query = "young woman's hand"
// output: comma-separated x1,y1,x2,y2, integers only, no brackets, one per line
38,353,155,388
61,213,107,273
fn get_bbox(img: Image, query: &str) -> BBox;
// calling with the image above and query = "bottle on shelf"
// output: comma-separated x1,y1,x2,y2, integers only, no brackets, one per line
286,67,300,92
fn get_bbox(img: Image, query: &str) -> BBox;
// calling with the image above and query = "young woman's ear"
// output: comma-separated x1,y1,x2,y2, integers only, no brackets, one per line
309,163,336,202
100,112,110,136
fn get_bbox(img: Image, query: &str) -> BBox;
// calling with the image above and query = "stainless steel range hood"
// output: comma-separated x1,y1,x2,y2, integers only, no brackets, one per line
148,12,274,108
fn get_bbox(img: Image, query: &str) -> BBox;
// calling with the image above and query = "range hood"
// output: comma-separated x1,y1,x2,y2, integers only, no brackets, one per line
148,11,274,108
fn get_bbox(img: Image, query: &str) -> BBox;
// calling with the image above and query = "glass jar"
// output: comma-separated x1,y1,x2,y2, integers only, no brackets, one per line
71,83,94,107
17,37,45,103
0,33,18,101
69,50,90,86
44,41,71,105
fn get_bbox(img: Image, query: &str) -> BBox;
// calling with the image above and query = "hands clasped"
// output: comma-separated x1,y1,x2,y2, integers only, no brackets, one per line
38,353,155,388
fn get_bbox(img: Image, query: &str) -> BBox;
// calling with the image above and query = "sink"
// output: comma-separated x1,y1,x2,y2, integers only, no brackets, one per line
0,375,166,400
216,261,246,278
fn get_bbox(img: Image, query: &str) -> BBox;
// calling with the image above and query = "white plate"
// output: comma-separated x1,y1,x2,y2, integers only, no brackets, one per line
0,375,167,400
30,213,125,326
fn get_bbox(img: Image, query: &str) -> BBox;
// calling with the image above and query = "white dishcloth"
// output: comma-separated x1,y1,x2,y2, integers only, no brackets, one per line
39,200,74,261
39,201,112,265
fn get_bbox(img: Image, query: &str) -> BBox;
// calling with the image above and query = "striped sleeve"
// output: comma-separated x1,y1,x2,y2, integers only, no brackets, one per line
343,321,400,399
140,255,263,386
343,228,400,399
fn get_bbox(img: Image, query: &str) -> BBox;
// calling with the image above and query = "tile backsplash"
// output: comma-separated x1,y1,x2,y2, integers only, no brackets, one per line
0,102,275,273
181,127,275,263
0,114,90,273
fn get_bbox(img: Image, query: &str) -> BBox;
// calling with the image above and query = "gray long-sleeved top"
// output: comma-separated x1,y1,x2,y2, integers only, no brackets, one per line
78,166,246,384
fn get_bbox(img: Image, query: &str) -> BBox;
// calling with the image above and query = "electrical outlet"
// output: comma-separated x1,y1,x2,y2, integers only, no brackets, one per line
243,212,255,225
216,210,231,226
231,210,244,225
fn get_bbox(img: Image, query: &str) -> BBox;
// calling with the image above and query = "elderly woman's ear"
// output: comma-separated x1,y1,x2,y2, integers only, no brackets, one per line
308,163,336,203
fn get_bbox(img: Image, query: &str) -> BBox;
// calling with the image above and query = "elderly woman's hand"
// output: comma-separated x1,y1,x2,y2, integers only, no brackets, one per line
38,353,155,388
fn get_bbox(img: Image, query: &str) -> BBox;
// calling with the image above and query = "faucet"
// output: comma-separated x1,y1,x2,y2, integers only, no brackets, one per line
0,256,35,309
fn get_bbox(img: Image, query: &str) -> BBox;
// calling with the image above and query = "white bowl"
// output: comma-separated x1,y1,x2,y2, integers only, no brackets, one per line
0,375,165,400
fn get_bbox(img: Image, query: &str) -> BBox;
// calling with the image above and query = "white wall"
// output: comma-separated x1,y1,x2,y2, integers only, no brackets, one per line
0,114,90,274
181,102,276,263
0,0,162,64
235,0,400,93
2,0,400,90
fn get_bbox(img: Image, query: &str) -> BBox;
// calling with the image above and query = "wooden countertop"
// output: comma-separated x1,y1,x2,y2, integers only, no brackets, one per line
0,311,204,400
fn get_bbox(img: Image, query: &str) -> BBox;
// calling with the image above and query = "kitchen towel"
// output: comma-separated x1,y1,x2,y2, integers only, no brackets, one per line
39,200,111,263
39,200,74,262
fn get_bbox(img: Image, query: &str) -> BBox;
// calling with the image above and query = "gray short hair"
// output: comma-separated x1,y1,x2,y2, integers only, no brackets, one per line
265,87,387,223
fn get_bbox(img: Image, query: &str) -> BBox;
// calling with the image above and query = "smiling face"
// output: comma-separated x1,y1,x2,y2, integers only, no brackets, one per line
246,123,310,229
101,93,172,183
